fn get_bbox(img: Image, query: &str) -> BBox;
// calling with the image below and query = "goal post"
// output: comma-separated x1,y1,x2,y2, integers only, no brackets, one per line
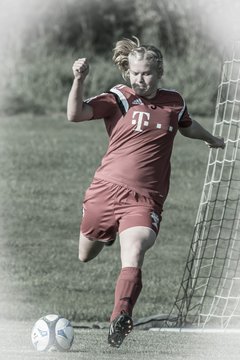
165,40,240,329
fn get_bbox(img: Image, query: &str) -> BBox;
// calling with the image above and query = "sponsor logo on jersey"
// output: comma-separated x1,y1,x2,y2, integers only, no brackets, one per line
131,111,150,132
131,110,175,133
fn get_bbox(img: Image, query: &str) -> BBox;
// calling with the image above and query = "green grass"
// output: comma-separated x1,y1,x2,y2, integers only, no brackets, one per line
0,113,212,322
1,321,239,360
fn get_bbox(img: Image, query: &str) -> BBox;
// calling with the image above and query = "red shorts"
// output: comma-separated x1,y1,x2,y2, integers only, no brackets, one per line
80,178,163,243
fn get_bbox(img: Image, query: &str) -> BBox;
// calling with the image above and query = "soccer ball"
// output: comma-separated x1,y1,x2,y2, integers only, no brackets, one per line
31,314,74,352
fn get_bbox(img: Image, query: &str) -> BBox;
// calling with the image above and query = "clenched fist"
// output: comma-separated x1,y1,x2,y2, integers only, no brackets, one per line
72,58,89,80
205,136,225,149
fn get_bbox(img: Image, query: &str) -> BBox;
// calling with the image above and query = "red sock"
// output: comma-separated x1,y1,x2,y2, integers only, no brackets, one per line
110,267,142,321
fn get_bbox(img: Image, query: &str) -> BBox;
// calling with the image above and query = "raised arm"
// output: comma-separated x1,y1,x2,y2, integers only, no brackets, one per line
179,119,225,149
67,58,93,122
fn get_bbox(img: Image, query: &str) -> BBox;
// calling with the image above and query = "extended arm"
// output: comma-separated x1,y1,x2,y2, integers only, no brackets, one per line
179,119,225,149
67,58,93,122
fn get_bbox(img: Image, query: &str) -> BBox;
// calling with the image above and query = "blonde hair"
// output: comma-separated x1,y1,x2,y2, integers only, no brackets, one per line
112,36,164,81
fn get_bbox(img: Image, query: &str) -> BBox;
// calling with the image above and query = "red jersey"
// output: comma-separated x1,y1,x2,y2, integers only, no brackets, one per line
84,84,192,206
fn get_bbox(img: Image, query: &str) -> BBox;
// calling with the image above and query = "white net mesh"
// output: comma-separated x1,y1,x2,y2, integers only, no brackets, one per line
167,41,240,329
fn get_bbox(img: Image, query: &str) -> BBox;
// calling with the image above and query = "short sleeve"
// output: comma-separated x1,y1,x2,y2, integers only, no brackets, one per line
84,92,118,120
178,104,192,128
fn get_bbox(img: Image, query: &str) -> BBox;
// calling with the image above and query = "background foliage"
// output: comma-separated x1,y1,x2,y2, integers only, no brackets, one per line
0,0,223,117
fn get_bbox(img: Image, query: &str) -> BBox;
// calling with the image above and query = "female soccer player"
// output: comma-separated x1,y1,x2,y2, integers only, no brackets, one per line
67,37,225,347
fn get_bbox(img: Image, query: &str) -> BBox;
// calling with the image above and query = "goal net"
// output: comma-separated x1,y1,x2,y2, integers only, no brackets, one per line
166,41,240,329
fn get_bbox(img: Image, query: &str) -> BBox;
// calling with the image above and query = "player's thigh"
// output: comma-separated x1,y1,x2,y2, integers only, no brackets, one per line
78,232,104,262
119,226,157,268
80,179,118,242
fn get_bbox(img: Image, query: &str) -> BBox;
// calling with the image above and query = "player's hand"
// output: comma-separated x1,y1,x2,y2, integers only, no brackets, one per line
72,58,89,80
205,136,225,149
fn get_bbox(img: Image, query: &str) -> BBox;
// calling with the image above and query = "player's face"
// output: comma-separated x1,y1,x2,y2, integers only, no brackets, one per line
128,56,160,99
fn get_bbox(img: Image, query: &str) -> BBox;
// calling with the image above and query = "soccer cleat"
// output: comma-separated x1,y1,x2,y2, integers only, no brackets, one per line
108,312,133,348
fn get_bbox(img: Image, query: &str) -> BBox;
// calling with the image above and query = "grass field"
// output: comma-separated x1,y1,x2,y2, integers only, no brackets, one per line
0,112,211,324
1,321,239,360
1,113,240,359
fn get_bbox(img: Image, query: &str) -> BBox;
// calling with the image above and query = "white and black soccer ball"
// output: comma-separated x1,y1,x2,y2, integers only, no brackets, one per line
31,314,74,352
